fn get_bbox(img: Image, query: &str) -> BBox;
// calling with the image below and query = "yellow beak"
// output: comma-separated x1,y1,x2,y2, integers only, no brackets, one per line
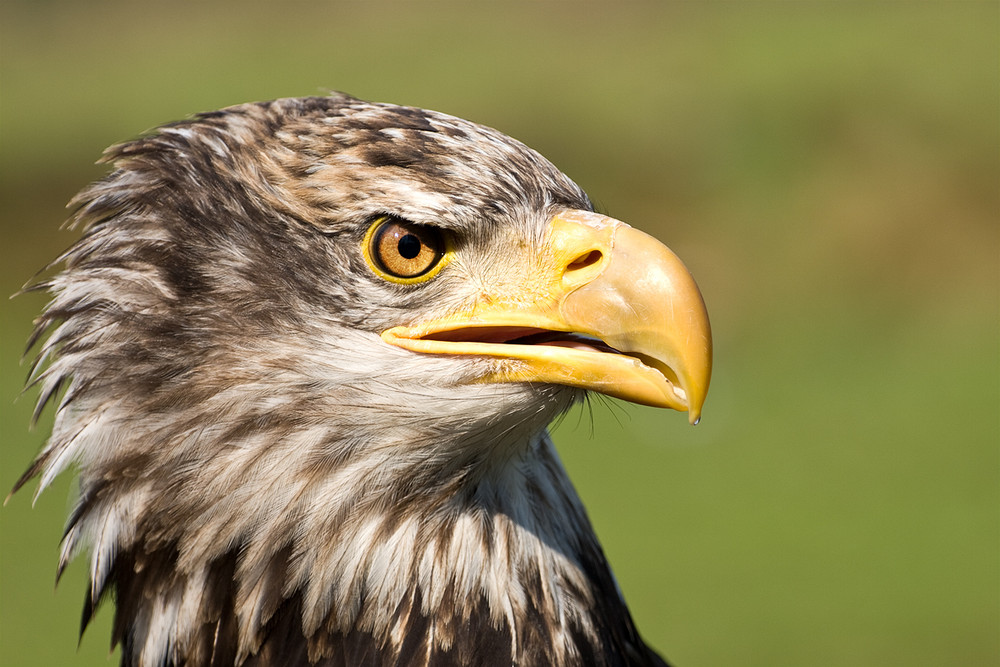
381,209,713,424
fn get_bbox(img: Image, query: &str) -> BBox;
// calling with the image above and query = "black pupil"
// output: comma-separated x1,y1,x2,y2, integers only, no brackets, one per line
397,234,421,259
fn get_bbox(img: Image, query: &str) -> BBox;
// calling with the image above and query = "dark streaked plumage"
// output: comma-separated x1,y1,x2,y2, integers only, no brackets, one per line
14,94,710,667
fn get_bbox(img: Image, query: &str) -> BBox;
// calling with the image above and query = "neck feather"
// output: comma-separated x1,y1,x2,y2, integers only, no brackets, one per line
69,424,658,666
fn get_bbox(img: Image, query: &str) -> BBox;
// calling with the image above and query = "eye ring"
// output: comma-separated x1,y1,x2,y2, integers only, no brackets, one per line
362,216,451,284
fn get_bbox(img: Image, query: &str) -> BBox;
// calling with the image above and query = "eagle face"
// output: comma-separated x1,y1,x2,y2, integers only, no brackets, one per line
17,95,711,667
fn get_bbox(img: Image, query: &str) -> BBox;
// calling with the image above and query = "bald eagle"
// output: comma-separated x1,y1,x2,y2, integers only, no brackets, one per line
13,95,712,667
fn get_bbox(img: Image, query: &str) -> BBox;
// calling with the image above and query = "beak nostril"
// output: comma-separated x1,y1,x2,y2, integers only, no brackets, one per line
567,250,603,272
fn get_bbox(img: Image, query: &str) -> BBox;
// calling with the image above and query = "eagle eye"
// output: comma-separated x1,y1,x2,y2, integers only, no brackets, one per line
363,216,449,283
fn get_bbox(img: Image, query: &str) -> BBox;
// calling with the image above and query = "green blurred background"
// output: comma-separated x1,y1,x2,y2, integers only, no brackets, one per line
1,2,997,665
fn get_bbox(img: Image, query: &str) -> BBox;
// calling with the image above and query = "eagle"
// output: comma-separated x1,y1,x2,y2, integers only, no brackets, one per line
13,95,712,667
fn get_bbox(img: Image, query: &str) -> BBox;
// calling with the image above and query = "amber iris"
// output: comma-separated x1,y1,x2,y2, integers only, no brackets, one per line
369,218,445,279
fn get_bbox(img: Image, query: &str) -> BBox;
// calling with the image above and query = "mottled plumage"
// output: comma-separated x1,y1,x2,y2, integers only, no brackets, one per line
14,94,710,666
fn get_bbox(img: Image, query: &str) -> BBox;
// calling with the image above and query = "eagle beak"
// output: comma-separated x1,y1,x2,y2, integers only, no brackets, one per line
381,209,713,423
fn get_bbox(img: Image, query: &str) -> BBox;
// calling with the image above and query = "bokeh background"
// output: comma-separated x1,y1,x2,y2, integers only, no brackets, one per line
1,2,997,665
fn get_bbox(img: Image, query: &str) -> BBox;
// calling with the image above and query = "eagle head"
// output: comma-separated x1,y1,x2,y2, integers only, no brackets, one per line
15,95,711,667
